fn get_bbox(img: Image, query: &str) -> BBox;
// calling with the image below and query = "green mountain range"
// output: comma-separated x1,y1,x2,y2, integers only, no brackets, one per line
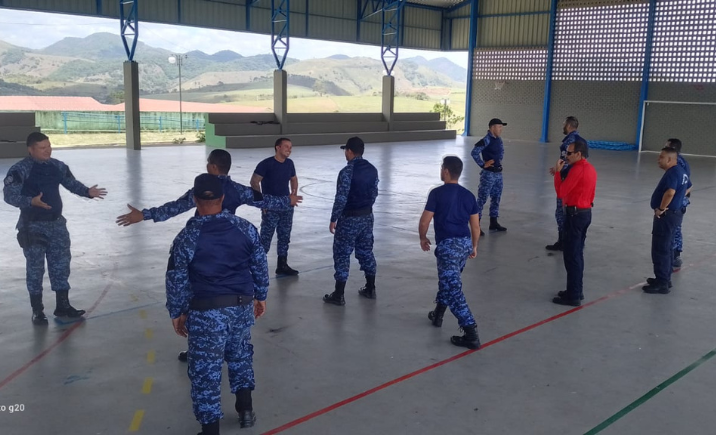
0,32,466,103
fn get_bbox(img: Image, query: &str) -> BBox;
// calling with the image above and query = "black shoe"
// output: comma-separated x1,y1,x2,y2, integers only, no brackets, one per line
450,324,481,349
323,281,346,306
358,276,376,299
178,351,188,362
197,420,220,435
238,410,256,428
275,255,299,276
53,291,86,318
546,232,563,251
557,290,584,301
428,303,447,327
642,283,670,294
30,294,48,325
552,296,581,307
672,257,683,269
480,229,485,237
646,278,672,288
489,217,507,232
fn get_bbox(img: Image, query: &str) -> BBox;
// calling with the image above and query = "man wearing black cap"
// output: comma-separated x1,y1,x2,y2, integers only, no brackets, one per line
323,137,380,305
471,118,508,234
166,174,269,434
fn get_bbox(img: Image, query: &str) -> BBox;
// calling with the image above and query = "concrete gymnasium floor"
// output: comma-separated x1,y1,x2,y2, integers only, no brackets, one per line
1,137,715,435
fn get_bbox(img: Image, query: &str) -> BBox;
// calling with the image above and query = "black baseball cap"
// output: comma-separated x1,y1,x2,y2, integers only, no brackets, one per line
489,118,507,127
340,136,365,154
193,173,223,200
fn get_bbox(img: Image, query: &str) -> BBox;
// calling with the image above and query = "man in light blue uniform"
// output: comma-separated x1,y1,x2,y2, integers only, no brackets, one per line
4,132,107,324
166,174,268,434
471,118,508,235
665,138,691,269
547,116,582,251
419,156,482,349
324,137,379,306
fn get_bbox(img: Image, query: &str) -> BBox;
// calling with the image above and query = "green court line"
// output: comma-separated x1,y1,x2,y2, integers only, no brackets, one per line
585,348,716,434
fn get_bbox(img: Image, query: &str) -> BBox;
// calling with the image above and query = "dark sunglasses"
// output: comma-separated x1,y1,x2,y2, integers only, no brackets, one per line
566,151,578,156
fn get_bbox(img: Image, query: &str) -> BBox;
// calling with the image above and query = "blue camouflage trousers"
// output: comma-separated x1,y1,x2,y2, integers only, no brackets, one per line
555,198,565,233
435,237,476,328
260,208,294,256
22,217,71,296
476,171,503,218
672,199,688,252
187,304,255,425
333,214,376,282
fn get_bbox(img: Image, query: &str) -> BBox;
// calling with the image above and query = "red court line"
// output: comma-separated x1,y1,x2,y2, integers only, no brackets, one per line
262,255,716,435
0,264,117,391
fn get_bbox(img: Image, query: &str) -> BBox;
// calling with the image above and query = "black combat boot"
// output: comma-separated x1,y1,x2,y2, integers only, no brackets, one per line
197,420,220,435
358,275,376,299
489,217,507,232
672,250,683,269
450,324,481,349
53,291,86,318
647,277,672,288
235,389,256,429
275,255,299,276
428,303,447,327
323,281,346,306
545,232,563,251
30,294,48,325
642,279,670,294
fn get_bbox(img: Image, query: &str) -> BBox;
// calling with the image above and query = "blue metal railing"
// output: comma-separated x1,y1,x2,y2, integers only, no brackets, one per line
54,111,204,134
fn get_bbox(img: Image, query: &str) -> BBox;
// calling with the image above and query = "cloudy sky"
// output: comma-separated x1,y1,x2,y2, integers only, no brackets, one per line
0,9,468,68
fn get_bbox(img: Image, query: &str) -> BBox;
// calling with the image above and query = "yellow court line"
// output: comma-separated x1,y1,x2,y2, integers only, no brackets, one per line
147,350,156,364
128,410,145,432
139,309,147,319
145,328,153,339
142,377,153,394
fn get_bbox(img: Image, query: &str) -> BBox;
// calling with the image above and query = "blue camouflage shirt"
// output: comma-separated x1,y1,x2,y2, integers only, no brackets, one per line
165,210,269,319
471,131,504,169
330,156,379,222
677,154,692,208
3,157,90,227
142,174,290,222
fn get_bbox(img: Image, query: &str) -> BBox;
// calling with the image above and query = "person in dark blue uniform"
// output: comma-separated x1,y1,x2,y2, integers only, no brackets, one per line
3,132,107,324
664,138,691,269
643,147,690,294
546,116,582,251
419,156,482,349
323,137,379,305
250,138,299,276
166,174,268,434
115,149,301,226
471,118,508,235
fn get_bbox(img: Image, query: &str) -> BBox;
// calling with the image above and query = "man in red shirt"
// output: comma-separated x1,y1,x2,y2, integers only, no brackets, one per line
552,138,597,306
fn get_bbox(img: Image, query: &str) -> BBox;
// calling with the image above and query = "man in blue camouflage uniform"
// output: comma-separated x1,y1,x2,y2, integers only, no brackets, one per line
323,137,379,306
117,149,300,362
116,149,300,226
250,138,300,276
471,118,508,235
166,174,268,434
665,138,691,270
547,116,582,251
3,132,107,325
419,156,482,349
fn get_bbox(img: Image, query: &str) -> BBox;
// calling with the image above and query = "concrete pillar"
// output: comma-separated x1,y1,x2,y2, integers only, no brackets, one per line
123,61,141,150
274,69,288,129
382,75,395,129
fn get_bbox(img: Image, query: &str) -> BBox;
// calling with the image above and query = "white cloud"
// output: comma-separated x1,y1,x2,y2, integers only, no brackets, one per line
0,9,468,68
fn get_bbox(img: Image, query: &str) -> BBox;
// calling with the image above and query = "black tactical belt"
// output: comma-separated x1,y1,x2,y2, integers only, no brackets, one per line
189,295,253,311
343,207,372,217
565,206,591,214
483,166,503,173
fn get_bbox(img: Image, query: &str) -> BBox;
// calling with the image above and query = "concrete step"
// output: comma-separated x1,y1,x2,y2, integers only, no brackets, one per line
206,113,276,124
393,112,440,122
0,141,29,159
391,120,446,131
287,113,384,123
284,122,388,135
0,112,36,127
0,126,41,142
213,123,282,136
224,130,456,148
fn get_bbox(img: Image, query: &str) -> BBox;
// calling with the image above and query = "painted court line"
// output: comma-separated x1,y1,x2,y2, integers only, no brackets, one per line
0,264,117,391
584,347,716,434
261,253,716,435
